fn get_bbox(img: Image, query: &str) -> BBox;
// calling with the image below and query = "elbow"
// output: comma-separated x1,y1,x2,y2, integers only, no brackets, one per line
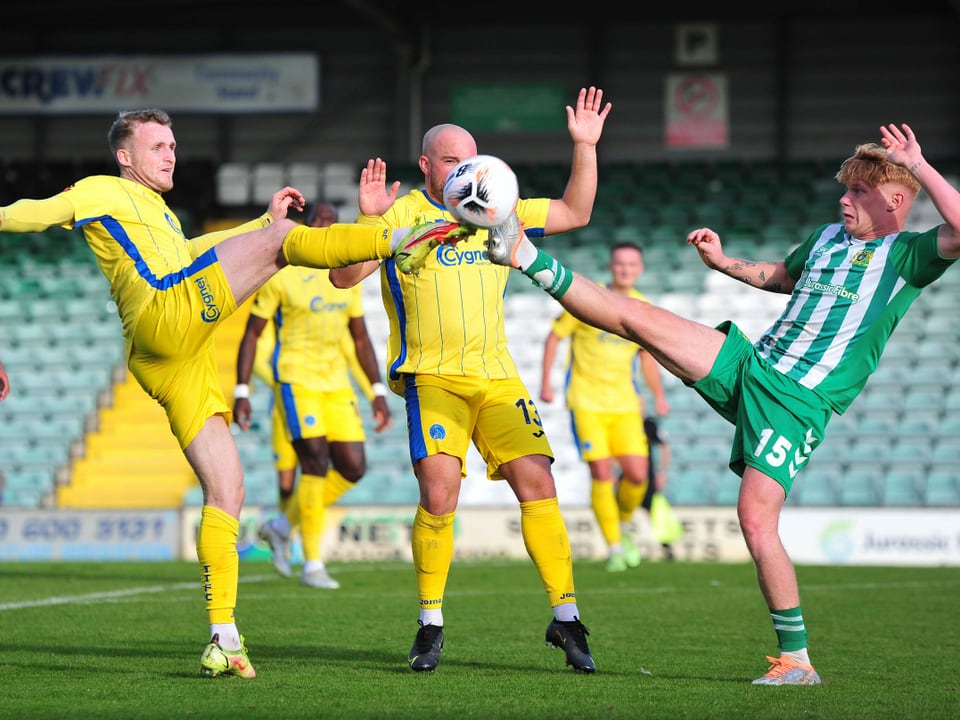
328,271,353,289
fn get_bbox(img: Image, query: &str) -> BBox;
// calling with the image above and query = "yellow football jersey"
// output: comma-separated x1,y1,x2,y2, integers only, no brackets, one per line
551,288,650,413
249,265,363,391
358,189,549,389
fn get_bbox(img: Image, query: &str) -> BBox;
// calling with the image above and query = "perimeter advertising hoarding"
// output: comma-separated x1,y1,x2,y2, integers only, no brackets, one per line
0,509,179,560
779,508,960,566
2,507,957,565
0,54,318,114
179,506,751,565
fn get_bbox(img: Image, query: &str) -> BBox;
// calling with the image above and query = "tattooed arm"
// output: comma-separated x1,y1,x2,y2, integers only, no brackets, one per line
686,227,796,294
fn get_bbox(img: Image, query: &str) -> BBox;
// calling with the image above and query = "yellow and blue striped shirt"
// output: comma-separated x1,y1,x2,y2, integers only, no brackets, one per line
358,189,549,386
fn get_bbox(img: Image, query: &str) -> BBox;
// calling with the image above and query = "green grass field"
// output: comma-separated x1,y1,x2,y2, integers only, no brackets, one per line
1,559,958,719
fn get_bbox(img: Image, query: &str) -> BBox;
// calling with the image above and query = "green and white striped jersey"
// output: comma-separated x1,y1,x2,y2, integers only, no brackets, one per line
755,222,954,414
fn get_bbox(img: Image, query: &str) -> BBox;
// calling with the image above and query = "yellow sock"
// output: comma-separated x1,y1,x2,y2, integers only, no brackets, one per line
297,473,326,562
323,469,355,507
196,506,239,625
617,477,647,523
520,497,575,608
282,491,300,529
282,224,391,268
411,505,455,614
590,479,621,547
651,493,685,544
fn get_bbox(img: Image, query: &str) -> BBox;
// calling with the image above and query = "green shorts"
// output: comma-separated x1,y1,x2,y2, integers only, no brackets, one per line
688,321,833,496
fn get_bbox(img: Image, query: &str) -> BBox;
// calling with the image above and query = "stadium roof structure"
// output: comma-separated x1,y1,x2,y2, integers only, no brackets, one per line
10,0,960,31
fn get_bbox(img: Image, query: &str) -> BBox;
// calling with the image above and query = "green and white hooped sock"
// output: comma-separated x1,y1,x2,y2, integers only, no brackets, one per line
770,606,809,653
521,247,574,299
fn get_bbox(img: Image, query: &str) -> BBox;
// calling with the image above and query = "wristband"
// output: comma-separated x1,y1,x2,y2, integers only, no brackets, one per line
233,383,250,399
371,382,388,398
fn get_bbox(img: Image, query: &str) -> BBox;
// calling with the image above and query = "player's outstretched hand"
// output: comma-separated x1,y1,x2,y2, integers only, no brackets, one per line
358,158,402,217
566,86,612,146
687,227,725,270
879,123,923,171
269,186,306,221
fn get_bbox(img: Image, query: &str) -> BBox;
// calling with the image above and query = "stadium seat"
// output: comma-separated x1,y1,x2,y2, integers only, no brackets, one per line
796,470,841,506
924,469,960,506
839,469,882,506
882,468,925,506
251,163,286,205
287,162,322,200
710,474,742,505
215,163,251,206
667,470,713,506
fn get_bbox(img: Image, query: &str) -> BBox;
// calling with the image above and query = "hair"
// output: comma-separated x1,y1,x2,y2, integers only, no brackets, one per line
107,108,172,157
610,241,644,256
835,142,921,194
306,202,338,225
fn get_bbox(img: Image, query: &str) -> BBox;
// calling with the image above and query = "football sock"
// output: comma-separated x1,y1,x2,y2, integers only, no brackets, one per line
617,477,646,522
323,469,354,507
297,473,326,562
282,224,392,267
770,606,809,652
196,506,240,627
210,623,241,651
520,248,574,298
554,603,580,623
411,505,455,616
278,490,294,516
590,479,621,547
520,497,575,608
784,648,811,664
303,560,327,573
420,609,443,627
274,509,293,537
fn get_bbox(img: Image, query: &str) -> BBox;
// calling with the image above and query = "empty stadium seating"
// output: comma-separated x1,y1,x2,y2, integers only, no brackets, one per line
3,159,960,510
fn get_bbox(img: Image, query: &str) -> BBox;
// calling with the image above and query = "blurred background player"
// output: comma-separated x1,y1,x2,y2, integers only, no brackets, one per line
638,415,684,560
329,87,611,673
0,352,9,402
540,241,669,572
250,327,381,577
233,201,393,589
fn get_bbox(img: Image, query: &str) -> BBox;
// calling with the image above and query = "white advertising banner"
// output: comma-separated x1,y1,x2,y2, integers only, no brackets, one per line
0,509,179,560
0,54,318,114
181,505,751,565
781,508,960,566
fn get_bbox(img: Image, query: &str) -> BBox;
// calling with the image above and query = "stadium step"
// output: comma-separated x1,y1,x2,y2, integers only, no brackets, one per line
59,298,256,509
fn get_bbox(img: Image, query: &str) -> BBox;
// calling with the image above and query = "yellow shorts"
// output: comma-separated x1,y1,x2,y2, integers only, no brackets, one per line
570,408,648,462
126,259,239,450
270,398,298,472
276,383,365,444
401,374,554,480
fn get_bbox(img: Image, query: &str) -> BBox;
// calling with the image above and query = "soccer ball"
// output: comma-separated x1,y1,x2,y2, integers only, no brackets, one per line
442,154,519,228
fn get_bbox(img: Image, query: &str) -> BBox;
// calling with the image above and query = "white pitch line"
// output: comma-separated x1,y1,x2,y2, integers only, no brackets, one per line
0,574,279,612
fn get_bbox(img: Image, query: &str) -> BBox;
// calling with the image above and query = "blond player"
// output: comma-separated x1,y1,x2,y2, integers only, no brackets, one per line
0,108,460,678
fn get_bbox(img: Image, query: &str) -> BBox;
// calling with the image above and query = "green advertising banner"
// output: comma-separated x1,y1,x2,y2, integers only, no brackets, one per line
451,83,566,131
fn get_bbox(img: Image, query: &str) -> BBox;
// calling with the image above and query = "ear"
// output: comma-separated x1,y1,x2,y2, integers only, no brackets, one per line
418,155,429,176
886,189,906,212
116,148,131,169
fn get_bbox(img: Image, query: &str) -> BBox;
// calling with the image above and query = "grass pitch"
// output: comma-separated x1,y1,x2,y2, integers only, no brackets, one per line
1,559,957,719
